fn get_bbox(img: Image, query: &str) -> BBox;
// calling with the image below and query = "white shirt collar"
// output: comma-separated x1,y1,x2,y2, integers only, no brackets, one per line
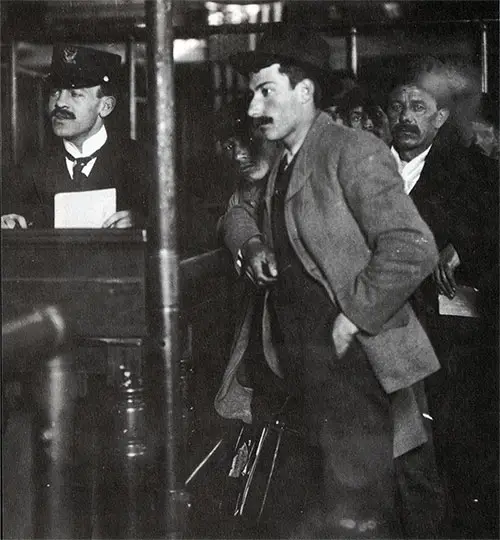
64,125,107,159
391,145,432,194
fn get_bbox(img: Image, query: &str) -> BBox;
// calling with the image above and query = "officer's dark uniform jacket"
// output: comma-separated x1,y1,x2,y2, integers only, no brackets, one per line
2,135,149,228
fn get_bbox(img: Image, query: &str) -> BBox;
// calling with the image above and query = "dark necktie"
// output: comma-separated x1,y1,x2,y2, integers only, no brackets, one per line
65,150,99,187
274,155,290,197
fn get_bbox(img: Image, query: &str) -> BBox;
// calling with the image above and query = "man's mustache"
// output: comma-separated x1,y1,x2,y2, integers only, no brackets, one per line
253,117,273,129
394,124,420,136
50,107,75,120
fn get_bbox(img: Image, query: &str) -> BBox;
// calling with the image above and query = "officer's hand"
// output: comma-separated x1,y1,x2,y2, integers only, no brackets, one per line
102,210,134,229
332,313,359,358
242,236,278,287
1,214,28,229
433,243,461,298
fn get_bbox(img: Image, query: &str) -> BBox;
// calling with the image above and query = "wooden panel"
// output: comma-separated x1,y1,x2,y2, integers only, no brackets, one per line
2,231,233,336
2,230,147,337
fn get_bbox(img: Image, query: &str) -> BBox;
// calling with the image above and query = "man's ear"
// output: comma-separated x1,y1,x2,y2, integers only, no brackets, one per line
299,79,315,104
433,107,450,129
99,95,116,118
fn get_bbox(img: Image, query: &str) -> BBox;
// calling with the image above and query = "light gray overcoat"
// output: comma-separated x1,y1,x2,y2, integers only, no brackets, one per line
215,112,440,457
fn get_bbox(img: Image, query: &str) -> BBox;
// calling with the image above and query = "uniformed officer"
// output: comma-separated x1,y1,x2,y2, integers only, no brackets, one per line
2,44,149,229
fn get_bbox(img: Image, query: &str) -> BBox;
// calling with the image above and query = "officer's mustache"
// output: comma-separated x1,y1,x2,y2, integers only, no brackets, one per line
394,123,420,136
51,107,75,120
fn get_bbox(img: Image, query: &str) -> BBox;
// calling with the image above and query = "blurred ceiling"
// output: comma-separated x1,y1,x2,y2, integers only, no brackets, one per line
2,0,498,41
1,1,498,72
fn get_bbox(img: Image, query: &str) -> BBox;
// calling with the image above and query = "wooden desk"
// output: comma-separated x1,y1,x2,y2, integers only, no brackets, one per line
2,229,147,339
2,229,233,539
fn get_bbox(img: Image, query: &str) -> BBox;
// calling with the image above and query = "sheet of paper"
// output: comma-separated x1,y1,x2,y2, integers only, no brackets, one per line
438,285,480,318
54,188,116,228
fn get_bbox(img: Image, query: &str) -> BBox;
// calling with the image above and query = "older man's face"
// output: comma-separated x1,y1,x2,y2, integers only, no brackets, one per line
387,84,448,159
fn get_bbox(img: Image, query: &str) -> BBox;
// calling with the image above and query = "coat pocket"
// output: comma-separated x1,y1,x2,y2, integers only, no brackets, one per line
378,303,411,333
356,305,440,394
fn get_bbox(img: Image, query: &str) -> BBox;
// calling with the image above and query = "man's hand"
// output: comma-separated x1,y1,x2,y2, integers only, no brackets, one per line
242,236,278,287
332,313,359,358
433,243,461,298
1,214,28,229
102,210,134,229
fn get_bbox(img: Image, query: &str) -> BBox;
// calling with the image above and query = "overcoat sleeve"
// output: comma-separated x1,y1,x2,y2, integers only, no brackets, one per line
334,133,439,335
219,181,267,260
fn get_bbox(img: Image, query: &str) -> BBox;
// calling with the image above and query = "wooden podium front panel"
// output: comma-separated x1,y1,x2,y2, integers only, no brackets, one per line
2,230,147,338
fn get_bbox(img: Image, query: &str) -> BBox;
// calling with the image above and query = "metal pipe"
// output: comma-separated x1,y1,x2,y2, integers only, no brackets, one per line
145,0,189,537
10,42,18,164
480,22,488,93
11,18,500,44
32,353,82,538
257,424,284,523
127,35,138,140
37,79,45,151
348,26,358,77
184,438,224,486
239,425,269,515
179,248,231,287
2,306,68,375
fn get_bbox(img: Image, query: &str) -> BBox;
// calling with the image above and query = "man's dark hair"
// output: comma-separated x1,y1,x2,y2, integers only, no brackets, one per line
278,63,323,107
389,55,453,109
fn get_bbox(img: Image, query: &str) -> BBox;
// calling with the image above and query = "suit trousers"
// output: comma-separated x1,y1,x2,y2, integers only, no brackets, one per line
244,260,400,538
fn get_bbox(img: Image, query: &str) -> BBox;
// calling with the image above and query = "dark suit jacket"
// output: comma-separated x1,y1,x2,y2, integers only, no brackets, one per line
2,134,150,228
410,126,497,283
409,125,498,330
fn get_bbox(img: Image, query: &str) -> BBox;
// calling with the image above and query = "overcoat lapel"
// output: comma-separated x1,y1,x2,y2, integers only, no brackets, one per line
285,112,326,202
40,149,69,196
410,144,462,207
48,142,117,194
87,144,117,191
263,111,329,237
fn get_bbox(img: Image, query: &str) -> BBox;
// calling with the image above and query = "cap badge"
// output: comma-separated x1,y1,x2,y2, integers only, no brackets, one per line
62,47,78,64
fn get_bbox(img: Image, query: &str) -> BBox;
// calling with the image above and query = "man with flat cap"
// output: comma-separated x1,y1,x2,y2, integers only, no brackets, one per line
215,27,446,538
2,44,149,229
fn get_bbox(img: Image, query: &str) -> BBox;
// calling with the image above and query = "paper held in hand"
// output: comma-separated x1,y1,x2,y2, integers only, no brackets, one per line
54,188,116,228
438,285,480,318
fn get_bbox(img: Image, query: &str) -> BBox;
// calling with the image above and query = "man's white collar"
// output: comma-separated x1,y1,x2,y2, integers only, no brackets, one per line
64,125,107,158
391,144,432,194
391,145,432,168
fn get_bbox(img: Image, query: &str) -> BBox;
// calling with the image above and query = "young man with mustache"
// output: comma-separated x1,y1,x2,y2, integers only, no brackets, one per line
388,58,499,536
1,45,148,229
215,28,446,538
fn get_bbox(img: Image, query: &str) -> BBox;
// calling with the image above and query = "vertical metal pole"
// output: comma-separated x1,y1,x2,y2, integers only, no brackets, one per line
480,22,488,93
146,0,189,538
33,354,83,539
37,79,45,151
10,42,18,164
348,26,358,77
127,36,138,140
